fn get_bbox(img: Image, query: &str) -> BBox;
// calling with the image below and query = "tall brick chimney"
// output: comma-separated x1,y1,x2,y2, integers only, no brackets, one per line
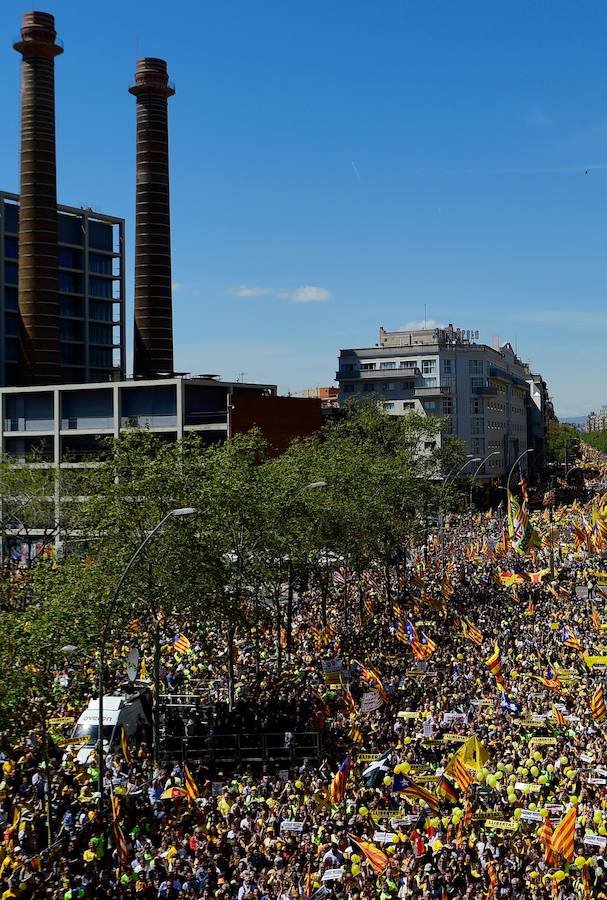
129,58,175,378
14,11,63,384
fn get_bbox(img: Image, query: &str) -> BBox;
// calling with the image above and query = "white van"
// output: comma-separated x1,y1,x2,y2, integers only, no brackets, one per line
71,687,151,763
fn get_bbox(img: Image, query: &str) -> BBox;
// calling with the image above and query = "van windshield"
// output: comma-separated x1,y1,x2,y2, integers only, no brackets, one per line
73,723,115,743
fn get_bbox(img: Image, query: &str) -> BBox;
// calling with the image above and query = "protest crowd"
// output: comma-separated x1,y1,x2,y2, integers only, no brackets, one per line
4,463,607,899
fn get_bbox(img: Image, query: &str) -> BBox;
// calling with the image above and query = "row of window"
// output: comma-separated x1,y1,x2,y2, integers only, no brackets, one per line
342,380,416,394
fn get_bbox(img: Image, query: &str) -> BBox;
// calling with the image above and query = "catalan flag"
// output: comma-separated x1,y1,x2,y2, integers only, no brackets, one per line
348,833,388,875
111,794,128,867
453,756,473,793
463,796,472,827
120,726,132,765
562,626,582,652
591,685,606,722
184,764,199,803
173,633,191,654
348,722,363,745
342,686,357,716
539,814,558,866
551,805,577,861
393,773,440,813
486,642,506,688
329,753,351,804
487,860,498,899
462,619,482,646
592,608,602,631
354,660,389,702
552,704,565,727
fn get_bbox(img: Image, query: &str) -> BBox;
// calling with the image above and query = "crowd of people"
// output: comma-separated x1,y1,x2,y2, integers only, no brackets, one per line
3,465,607,898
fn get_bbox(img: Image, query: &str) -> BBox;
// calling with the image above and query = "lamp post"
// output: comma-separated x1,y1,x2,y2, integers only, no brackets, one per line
96,506,198,815
469,452,500,511
439,456,480,573
505,448,534,527
286,481,327,658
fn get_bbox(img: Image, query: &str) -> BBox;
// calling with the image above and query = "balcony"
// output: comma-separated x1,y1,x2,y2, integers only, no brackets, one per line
414,385,451,398
120,415,177,428
4,418,54,432
337,368,419,382
472,384,498,396
61,416,114,430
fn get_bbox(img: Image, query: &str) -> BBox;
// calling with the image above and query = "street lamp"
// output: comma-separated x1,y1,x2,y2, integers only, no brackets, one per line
469,451,500,511
439,456,480,573
506,449,534,495
97,506,198,816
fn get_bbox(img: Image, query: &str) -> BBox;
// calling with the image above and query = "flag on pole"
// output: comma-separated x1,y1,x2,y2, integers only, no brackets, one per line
562,626,582,652
436,773,459,803
461,619,483,646
329,753,351,803
452,756,474,793
392,773,440,812
539,814,558,866
552,704,565,727
120,726,132,765
591,686,606,722
348,834,389,875
486,642,506,688
184,764,199,803
111,794,128,867
173,633,191,654
551,805,576,861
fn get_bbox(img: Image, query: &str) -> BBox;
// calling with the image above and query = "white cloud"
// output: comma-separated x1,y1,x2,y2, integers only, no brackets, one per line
399,318,442,330
289,286,331,303
232,285,272,298
230,284,332,303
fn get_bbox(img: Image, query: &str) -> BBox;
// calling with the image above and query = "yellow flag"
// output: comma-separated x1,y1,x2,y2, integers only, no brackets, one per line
446,736,489,774
139,657,147,680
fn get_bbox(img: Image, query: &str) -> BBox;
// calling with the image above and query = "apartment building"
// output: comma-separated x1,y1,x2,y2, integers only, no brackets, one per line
337,323,542,480
587,408,607,432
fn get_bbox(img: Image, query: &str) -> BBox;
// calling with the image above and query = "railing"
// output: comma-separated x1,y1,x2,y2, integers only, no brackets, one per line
160,730,322,763
414,386,451,397
471,384,498,396
120,415,177,428
4,418,54,432
61,416,114,430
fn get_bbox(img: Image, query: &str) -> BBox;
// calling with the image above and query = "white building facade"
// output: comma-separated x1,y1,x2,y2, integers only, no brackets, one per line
337,324,535,481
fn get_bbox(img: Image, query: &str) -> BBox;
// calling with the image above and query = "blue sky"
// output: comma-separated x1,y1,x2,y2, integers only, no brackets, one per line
2,0,607,416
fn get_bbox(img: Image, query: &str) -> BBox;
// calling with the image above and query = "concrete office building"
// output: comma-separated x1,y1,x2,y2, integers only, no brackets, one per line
587,408,607,432
337,323,545,481
0,191,125,385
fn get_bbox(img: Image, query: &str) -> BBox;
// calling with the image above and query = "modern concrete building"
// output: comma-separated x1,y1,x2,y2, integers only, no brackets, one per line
0,191,126,386
337,323,545,481
587,408,607,432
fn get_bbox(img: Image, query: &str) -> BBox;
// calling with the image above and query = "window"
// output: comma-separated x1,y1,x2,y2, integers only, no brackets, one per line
89,276,112,298
470,377,484,392
60,320,83,342
89,323,112,344
58,248,82,269
471,437,485,455
4,237,18,259
340,363,355,372
468,359,484,375
379,361,396,370
89,300,112,321
421,359,436,375
4,313,18,336
4,262,18,285
360,362,376,371
89,254,112,275
383,402,395,410
402,380,415,391
362,383,375,392
421,377,437,388
61,297,83,318
470,416,485,436
424,400,437,410
343,384,355,393
470,398,483,414
381,383,396,392
90,347,112,367
424,440,437,450
5,287,17,311
403,402,415,410
443,398,453,416
59,272,83,294
442,358,455,374
400,360,417,369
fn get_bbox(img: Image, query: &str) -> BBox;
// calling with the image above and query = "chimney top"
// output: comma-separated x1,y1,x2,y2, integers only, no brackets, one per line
129,57,175,97
14,11,62,57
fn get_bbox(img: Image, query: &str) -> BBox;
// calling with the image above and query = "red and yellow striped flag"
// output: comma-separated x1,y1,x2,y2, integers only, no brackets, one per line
551,806,576,861
591,686,606,722
486,860,498,900
552,704,565,727
111,794,128,867
591,608,601,631
539,814,558,866
184,764,199,803
461,619,483,646
120,726,131,765
348,833,388,875
486,642,506,688
453,757,473,793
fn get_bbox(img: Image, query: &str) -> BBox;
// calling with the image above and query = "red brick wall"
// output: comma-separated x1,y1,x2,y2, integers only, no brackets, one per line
230,391,323,454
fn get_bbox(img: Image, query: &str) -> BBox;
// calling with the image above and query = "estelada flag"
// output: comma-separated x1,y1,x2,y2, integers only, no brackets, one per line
184,764,199,803
551,806,576,861
348,833,388,874
329,753,351,804
591,685,606,722
173,633,191,654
